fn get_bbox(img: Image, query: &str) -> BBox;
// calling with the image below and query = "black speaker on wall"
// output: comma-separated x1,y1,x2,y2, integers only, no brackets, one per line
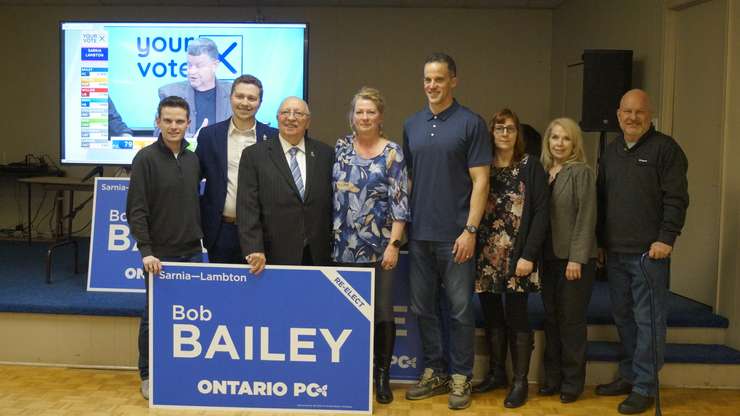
581,49,633,132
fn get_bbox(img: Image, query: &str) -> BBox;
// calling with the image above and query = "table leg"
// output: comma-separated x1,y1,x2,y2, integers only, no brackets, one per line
26,182,31,244
69,190,79,273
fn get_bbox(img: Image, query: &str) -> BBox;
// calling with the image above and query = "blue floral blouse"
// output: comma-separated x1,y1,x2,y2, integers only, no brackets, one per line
332,135,410,263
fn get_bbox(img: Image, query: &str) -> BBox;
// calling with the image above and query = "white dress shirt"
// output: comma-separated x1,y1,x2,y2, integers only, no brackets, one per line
279,135,307,189
223,120,257,218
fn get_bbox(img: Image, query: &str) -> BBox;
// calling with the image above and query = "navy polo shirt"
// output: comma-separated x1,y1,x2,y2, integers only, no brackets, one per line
402,99,492,241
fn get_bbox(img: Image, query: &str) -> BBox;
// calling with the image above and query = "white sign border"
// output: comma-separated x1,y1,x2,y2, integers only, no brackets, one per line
148,262,375,414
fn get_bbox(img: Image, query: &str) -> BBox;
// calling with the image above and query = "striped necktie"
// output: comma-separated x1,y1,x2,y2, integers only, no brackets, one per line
288,147,305,199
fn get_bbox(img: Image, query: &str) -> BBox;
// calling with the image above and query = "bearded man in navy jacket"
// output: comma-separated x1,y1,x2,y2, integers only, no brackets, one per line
196,75,278,263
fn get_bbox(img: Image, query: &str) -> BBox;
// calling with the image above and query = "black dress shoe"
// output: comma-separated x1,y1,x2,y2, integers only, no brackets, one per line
472,374,508,393
618,392,654,414
537,385,559,396
595,378,632,396
560,392,579,403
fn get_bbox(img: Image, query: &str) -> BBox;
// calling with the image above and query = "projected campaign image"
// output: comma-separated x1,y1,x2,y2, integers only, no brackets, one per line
61,22,307,165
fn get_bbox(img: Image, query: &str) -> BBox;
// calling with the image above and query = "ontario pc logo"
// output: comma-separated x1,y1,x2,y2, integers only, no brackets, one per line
391,355,417,369
196,380,328,398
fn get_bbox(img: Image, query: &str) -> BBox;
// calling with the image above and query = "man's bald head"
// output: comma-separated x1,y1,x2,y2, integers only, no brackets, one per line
617,89,653,142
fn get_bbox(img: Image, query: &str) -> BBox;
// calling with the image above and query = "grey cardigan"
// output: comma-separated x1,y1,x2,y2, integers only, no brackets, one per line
549,162,598,263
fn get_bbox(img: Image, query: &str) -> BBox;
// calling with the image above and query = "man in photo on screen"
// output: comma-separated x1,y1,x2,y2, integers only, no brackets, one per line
158,38,232,138
126,96,204,400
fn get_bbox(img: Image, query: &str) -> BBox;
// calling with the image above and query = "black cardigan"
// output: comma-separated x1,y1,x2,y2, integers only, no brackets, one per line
508,154,550,276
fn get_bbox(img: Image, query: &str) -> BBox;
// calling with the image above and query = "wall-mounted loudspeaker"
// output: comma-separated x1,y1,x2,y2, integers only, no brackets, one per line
581,49,633,132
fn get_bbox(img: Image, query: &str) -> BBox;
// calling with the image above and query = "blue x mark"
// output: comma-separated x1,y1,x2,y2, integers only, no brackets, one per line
219,42,238,74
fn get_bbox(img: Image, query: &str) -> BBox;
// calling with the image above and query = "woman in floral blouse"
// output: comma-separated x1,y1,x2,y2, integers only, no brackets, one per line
332,86,409,404
473,108,549,409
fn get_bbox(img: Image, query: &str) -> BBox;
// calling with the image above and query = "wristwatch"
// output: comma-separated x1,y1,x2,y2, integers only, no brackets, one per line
464,225,478,234
390,239,402,248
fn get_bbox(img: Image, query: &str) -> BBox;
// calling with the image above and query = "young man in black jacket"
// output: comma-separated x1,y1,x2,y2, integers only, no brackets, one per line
126,96,204,400
595,89,689,415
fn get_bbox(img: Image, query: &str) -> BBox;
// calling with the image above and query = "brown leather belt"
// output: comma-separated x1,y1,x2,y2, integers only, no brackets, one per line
222,216,236,224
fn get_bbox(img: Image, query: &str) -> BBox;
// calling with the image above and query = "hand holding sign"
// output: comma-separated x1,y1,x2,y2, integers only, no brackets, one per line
143,255,162,275
246,252,266,275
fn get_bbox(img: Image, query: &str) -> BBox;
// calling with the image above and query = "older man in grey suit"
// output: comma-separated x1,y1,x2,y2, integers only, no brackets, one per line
236,97,334,274
158,38,232,137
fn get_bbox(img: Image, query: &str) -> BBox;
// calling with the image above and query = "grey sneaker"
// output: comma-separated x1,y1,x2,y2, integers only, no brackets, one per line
448,374,472,410
140,379,150,400
405,368,450,400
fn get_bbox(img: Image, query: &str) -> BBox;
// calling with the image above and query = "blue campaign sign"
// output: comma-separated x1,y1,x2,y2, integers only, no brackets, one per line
87,177,207,292
151,263,374,413
87,177,146,292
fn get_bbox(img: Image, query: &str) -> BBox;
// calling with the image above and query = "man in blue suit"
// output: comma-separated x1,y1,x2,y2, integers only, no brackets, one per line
196,75,278,263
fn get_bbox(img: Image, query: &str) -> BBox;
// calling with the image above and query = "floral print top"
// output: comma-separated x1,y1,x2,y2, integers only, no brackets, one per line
332,135,410,263
476,155,541,293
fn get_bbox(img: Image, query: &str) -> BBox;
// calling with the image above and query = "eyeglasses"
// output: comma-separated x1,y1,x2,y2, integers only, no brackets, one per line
279,109,310,119
493,126,517,134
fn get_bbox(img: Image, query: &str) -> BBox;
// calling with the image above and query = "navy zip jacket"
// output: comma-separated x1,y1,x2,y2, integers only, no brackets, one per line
597,125,689,253
126,136,203,258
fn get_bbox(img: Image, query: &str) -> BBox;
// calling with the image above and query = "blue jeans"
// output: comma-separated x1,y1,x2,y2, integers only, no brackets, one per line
408,240,475,378
139,251,203,380
606,252,669,397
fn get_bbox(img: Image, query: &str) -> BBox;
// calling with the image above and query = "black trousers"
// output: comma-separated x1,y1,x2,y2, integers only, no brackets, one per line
139,251,203,380
207,222,244,264
337,261,394,323
479,291,530,332
540,258,595,395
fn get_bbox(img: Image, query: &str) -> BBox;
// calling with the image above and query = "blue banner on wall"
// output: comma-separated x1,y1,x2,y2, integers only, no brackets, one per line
87,177,146,292
150,263,373,413
390,253,423,381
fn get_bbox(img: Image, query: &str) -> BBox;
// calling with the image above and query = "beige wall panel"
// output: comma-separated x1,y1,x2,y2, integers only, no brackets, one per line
0,313,138,367
669,0,726,306
717,0,740,349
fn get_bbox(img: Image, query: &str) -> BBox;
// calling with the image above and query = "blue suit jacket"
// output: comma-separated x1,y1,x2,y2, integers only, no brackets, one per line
196,117,279,250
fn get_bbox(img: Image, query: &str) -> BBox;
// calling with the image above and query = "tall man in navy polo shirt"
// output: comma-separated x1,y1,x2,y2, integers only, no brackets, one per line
403,53,491,410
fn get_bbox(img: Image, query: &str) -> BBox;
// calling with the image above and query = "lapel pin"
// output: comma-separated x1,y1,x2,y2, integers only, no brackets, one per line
311,151,315,157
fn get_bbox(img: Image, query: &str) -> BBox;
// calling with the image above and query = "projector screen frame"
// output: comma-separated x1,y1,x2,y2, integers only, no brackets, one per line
59,20,310,167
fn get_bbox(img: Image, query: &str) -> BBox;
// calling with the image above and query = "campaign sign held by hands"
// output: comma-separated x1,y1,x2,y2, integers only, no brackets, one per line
87,177,145,292
150,263,374,413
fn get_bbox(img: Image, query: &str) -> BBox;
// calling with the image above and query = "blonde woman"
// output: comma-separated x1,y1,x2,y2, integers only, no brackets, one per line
538,118,597,403
332,87,409,404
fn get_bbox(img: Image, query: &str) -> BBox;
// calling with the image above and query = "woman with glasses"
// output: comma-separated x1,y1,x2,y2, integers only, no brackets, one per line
473,108,548,408
537,118,596,403
331,87,409,404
